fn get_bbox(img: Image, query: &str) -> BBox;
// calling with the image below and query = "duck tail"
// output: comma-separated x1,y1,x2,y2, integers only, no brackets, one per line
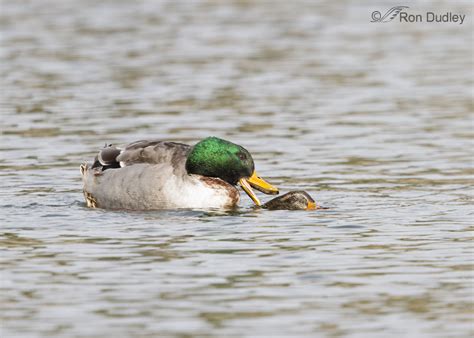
80,162,88,177
80,163,99,208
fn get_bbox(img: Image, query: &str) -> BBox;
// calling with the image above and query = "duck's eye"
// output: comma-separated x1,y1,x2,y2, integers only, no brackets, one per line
237,153,247,161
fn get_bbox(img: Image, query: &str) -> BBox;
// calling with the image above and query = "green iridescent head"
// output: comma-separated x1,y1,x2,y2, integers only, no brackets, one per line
185,137,254,184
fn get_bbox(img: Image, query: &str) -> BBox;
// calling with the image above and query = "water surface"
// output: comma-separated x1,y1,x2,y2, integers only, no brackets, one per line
1,1,473,337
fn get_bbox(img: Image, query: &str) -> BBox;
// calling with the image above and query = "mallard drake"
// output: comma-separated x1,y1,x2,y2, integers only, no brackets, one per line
262,191,319,210
80,137,278,210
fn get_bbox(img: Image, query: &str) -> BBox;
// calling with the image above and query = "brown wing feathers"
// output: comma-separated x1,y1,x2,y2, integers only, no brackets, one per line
92,141,191,171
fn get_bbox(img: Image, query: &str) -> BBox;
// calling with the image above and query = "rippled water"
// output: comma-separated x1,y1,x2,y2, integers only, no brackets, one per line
1,1,473,337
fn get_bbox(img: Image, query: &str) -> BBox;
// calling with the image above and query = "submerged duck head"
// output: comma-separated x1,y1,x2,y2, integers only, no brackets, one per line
185,137,278,206
262,191,318,210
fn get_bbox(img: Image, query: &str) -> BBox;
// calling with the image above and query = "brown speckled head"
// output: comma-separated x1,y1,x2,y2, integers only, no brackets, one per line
262,191,318,210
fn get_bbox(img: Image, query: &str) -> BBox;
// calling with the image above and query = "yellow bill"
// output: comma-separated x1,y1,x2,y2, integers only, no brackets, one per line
239,171,279,206
247,171,279,195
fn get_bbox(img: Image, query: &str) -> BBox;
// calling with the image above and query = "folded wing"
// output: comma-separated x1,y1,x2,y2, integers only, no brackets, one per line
91,140,191,173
